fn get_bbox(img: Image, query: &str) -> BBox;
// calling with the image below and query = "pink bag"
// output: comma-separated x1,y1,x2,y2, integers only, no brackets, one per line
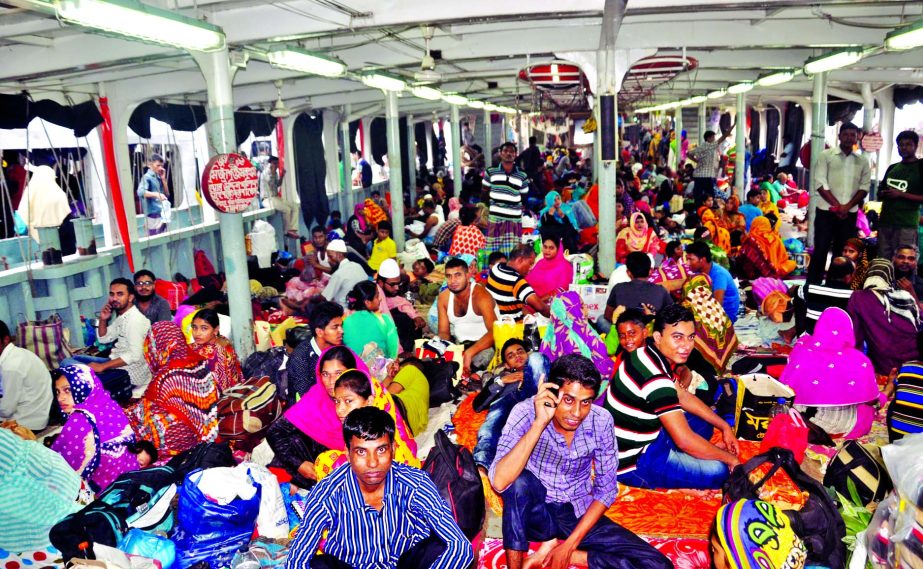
751,277,788,305
759,408,809,463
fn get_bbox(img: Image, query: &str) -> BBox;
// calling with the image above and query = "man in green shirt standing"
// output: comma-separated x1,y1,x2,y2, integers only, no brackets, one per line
878,130,922,260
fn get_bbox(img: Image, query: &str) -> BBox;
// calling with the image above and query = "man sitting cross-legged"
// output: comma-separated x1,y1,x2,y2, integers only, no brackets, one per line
286,406,473,569
489,353,671,569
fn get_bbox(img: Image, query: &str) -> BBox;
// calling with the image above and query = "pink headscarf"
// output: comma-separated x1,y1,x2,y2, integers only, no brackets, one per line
527,239,574,298
779,307,878,407
448,197,462,220
284,346,369,451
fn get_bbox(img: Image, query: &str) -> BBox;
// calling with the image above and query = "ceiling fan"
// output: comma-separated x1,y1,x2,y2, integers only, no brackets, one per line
238,80,312,118
414,25,442,84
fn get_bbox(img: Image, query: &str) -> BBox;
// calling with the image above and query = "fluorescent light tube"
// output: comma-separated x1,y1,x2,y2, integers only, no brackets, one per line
803,49,863,75
56,0,225,52
467,100,485,109
756,70,795,86
707,89,727,99
885,20,923,50
727,82,754,94
360,73,406,92
411,86,442,100
266,46,346,77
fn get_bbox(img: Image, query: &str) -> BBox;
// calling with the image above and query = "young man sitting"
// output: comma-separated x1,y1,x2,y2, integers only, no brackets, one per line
286,407,473,569
606,304,740,490
472,339,547,472
437,257,499,374
489,353,671,569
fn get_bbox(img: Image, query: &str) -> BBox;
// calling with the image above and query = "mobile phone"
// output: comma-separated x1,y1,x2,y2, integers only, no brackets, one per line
544,384,559,408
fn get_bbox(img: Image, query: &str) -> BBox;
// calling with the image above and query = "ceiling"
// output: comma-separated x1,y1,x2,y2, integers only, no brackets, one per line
0,0,922,119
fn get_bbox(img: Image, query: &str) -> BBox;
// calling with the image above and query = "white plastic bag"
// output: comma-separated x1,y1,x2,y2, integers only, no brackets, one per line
248,220,277,269
235,462,288,539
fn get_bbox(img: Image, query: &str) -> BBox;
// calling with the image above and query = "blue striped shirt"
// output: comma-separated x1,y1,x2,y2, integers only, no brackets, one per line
286,462,473,569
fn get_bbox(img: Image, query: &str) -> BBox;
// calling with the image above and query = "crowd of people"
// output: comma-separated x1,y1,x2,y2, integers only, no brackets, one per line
1,123,922,569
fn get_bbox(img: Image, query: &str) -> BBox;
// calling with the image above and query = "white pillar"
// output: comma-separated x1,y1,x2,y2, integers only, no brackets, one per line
808,72,828,249
483,109,492,152
698,102,706,146
424,120,434,173
450,104,463,195
672,107,683,170
339,104,351,215
385,90,405,250
191,48,254,358
406,114,416,188
596,47,618,276
876,86,895,180
734,92,747,198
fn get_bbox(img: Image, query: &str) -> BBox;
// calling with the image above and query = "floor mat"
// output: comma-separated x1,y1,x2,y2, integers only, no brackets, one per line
477,537,709,569
0,547,64,569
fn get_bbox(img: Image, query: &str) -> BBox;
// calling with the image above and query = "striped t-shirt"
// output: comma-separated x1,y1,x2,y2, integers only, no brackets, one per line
482,165,529,220
486,263,535,321
890,360,923,440
604,344,682,474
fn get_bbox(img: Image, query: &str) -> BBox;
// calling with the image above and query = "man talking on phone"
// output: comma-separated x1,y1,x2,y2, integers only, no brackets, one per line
489,353,670,569
60,278,151,402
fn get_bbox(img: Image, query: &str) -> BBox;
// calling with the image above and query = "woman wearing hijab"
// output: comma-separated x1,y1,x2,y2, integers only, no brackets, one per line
266,346,366,490
616,211,662,264
129,322,219,460
711,500,807,569
842,237,869,291
682,275,738,373
718,196,747,234
345,203,373,256
779,307,879,439
313,369,418,481
698,206,732,253
540,290,614,381
527,234,574,300
737,216,797,279
538,190,579,252
847,259,921,376
51,365,140,491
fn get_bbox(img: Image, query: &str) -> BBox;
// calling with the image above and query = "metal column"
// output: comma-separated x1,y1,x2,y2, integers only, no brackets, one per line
808,72,828,248
339,104,352,216
698,102,706,144
385,90,405,250
734,92,747,199
406,114,416,188
483,108,492,151
672,107,683,170
450,104,463,197
596,50,618,276
192,49,254,358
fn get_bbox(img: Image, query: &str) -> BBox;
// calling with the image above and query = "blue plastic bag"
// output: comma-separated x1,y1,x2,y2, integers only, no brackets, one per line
170,469,261,569
119,529,176,569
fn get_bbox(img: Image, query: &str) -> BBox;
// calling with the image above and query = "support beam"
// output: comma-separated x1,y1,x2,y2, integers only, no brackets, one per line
698,102,706,147
483,108,492,152
734,92,746,199
406,113,416,189
672,107,682,170
450,104,463,199
875,86,895,180
191,48,254,359
808,71,828,249
339,104,351,215
385,90,405,251
860,83,877,198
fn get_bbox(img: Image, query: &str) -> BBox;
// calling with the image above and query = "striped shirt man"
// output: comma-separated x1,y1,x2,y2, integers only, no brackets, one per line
286,462,473,569
604,343,682,475
486,262,536,321
795,281,853,334
483,164,529,220
889,360,923,441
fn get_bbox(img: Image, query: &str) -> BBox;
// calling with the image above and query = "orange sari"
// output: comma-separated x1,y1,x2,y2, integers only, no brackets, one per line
698,207,731,253
748,216,796,276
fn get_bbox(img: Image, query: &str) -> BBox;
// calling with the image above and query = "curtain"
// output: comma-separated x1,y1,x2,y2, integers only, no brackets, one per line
293,113,329,229
370,117,387,166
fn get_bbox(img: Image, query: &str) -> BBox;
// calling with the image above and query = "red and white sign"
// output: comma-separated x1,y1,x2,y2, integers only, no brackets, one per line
861,132,883,153
201,153,259,214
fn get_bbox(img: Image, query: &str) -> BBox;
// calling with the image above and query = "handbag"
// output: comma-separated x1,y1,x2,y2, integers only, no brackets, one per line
734,373,795,441
18,313,75,370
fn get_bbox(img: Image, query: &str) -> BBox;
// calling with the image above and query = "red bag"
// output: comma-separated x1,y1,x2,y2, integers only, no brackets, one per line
760,408,809,463
154,279,187,311
194,249,216,278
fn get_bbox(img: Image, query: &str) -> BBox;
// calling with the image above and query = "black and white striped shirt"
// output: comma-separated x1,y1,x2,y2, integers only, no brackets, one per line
482,165,529,220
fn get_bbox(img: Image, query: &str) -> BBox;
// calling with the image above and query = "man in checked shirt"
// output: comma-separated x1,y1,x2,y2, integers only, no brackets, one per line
489,354,671,569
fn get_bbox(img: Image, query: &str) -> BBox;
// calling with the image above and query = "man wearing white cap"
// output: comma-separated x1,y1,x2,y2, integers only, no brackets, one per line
322,239,369,306
377,258,426,352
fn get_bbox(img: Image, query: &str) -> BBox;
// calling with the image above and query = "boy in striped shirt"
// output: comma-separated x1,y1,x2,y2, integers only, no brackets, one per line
604,304,739,489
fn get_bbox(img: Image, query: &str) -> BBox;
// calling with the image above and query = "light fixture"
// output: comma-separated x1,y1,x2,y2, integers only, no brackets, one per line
266,46,346,77
803,48,864,75
467,100,486,109
756,69,795,87
727,82,754,94
442,93,468,106
707,89,726,99
686,95,708,104
885,20,923,50
55,0,225,52
360,73,406,92
483,103,499,112
410,85,442,100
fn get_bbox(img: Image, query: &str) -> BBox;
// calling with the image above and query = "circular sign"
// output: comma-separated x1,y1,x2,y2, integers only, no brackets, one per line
201,153,259,214
861,132,883,153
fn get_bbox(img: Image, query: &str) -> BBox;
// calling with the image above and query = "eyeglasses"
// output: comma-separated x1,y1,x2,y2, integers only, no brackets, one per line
135,281,154,287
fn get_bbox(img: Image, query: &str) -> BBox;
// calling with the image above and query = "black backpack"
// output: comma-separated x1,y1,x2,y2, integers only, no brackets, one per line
242,347,289,402
422,429,485,540
724,448,847,569
421,358,461,407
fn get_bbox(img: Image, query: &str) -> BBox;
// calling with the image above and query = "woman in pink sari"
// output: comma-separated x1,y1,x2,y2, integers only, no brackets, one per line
527,234,573,301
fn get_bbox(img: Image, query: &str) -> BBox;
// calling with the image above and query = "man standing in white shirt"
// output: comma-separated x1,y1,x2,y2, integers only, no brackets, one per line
808,122,871,284
61,278,152,401
261,156,300,239
0,320,53,431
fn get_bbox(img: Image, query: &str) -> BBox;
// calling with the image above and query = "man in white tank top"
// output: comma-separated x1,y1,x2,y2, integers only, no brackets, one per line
437,257,499,374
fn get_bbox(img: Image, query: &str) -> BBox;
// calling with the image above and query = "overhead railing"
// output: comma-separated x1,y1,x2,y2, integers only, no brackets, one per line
632,17,923,115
